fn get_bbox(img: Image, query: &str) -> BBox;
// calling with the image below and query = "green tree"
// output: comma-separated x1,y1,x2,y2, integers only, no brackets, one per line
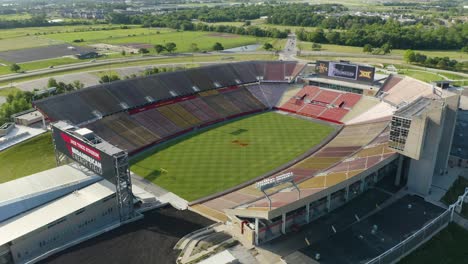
404,49,416,63
10,63,20,72
121,50,126,56
72,80,84,90
381,43,392,55
154,44,165,54
165,42,177,53
312,42,322,50
47,78,58,88
189,43,199,52
213,42,224,51
363,44,373,53
461,46,468,53
263,43,273,51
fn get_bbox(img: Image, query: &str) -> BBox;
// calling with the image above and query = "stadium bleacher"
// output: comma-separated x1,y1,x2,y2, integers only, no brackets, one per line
34,61,304,125
81,86,268,153
278,86,363,123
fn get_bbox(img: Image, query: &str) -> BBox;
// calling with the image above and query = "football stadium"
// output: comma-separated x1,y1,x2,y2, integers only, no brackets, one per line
0,60,465,264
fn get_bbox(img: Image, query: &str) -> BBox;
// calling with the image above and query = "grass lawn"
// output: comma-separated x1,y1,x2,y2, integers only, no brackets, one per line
441,176,468,218
131,112,334,201
297,42,467,61
101,31,273,53
399,223,468,264
0,86,20,96
0,133,56,184
398,69,444,83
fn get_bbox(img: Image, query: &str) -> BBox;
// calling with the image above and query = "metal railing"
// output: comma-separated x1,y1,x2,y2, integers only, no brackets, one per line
366,187,468,264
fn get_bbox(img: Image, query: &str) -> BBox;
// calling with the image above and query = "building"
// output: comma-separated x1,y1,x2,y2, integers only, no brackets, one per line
389,95,459,195
0,123,15,137
75,51,99,60
449,110,468,168
0,165,120,264
12,110,44,126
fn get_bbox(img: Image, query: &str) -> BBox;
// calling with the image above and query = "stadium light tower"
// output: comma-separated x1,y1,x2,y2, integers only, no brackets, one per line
255,172,300,210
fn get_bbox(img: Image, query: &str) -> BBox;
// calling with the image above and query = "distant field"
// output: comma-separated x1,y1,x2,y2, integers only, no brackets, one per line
102,31,276,53
0,13,32,20
0,36,62,52
0,133,56,184
45,27,172,43
399,223,468,264
131,112,334,201
298,42,467,61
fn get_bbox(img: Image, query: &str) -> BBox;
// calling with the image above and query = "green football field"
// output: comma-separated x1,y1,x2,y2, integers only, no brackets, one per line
130,112,334,201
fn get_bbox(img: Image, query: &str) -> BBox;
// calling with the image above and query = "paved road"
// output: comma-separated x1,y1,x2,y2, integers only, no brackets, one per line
279,33,298,61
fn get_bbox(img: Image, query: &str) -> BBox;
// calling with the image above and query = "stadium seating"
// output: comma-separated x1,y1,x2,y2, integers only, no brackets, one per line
133,108,183,137
179,100,215,123
297,104,327,117
379,74,404,93
167,104,201,126
278,86,363,123
157,105,192,129
35,61,304,124
264,62,286,81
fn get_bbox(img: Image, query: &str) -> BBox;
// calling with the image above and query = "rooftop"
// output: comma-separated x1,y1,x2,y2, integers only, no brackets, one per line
0,179,115,246
394,97,433,119
0,164,100,222
13,110,43,121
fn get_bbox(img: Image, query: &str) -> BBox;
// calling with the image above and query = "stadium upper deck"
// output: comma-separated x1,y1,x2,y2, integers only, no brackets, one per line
34,61,306,125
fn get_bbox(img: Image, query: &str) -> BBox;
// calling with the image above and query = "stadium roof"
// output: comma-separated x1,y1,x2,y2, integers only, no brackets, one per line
395,97,433,119
0,164,101,222
0,179,115,246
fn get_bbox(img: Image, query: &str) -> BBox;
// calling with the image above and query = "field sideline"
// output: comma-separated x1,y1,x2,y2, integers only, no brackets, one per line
130,112,334,201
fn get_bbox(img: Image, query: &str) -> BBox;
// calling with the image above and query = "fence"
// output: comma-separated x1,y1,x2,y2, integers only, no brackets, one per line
366,187,468,264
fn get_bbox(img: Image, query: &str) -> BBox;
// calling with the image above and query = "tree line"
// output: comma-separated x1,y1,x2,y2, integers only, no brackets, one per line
296,21,467,50
403,50,466,72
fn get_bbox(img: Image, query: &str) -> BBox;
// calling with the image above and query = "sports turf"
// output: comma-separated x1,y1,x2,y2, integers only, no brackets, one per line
0,133,56,184
130,112,334,201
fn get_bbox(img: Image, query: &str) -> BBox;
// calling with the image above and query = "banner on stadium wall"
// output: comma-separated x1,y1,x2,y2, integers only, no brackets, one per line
316,61,375,84
52,126,117,184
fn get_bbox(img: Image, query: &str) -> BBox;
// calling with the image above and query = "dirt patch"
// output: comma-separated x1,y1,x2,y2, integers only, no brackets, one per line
207,33,239,39
232,139,249,147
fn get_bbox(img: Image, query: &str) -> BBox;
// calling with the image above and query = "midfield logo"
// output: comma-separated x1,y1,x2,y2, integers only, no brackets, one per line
359,70,372,79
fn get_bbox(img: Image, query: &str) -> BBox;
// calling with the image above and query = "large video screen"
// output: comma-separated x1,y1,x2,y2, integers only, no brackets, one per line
52,126,117,185
316,61,375,84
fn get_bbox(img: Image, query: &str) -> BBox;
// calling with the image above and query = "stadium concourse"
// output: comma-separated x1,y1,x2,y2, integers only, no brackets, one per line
14,59,460,264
